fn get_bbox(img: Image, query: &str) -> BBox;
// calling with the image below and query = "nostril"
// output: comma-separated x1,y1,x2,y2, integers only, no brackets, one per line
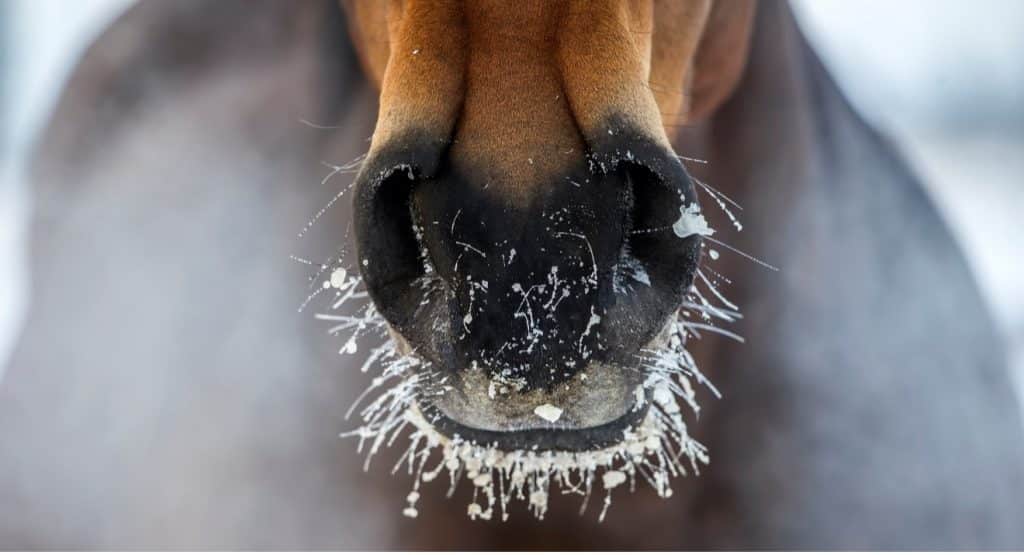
409,201,439,278
619,164,701,296
354,164,434,335
352,131,453,326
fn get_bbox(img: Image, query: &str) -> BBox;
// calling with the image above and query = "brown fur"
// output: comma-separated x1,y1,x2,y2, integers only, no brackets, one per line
342,0,754,193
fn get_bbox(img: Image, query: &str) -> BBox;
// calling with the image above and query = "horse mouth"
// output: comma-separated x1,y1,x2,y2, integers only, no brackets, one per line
417,360,652,452
324,232,723,521
333,301,714,520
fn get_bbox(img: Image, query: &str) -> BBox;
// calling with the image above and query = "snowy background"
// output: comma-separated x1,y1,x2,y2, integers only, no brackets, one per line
1,1,1022,395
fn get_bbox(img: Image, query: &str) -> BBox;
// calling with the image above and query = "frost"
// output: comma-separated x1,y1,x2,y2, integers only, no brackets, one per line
488,374,527,399
297,154,365,239
533,403,564,423
693,177,744,232
577,306,602,354
329,268,347,288
613,245,651,294
314,269,730,523
304,158,752,524
673,203,714,239
602,470,626,489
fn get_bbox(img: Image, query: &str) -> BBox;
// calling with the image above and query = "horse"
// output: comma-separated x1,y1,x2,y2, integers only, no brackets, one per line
1,0,1022,549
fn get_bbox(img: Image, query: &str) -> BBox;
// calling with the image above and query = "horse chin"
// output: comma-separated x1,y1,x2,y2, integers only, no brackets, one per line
388,315,687,453
347,306,709,521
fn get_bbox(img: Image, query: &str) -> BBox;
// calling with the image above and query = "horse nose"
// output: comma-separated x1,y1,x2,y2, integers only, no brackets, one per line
353,128,702,390
410,159,631,389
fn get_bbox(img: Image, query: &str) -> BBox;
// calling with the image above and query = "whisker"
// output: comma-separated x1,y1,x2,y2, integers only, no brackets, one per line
674,154,709,165
694,177,743,211
299,118,344,130
682,322,745,344
703,236,779,271
298,153,367,238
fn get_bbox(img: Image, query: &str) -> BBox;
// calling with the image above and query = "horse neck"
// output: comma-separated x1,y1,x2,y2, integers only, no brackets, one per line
674,0,926,369
676,0,1006,398
683,1,850,219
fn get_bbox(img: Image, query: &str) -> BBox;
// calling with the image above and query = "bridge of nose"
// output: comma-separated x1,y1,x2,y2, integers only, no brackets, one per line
443,1,584,203
366,0,672,182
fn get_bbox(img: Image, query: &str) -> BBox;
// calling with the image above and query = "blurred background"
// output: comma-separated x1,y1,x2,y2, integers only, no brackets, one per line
9,0,1020,399
0,1,1022,549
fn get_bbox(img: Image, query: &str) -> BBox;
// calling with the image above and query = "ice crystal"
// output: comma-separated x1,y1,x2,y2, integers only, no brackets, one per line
313,264,738,522
301,152,754,523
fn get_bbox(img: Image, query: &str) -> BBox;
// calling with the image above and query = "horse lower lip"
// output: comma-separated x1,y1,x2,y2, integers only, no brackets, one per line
417,395,652,452
419,359,647,444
